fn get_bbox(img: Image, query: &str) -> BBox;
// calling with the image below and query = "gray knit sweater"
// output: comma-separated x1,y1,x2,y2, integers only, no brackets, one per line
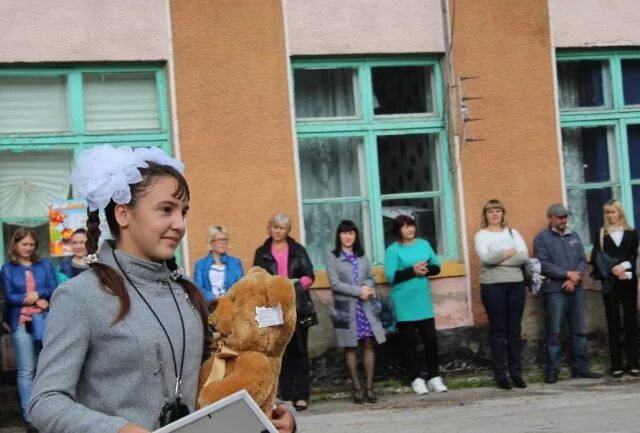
28,242,204,433
474,228,529,284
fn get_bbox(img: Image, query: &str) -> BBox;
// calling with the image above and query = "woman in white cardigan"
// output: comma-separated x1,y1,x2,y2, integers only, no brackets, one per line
474,199,529,390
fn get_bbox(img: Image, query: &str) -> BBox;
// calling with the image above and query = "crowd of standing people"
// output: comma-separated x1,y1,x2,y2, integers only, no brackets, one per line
0,147,638,433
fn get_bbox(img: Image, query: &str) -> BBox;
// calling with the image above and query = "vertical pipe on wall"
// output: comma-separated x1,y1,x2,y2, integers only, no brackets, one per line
164,0,191,270
441,0,474,324
547,0,567,205
281,0,306,242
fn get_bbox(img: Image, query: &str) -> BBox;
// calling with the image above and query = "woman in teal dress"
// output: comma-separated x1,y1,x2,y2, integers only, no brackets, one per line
384,214,448,395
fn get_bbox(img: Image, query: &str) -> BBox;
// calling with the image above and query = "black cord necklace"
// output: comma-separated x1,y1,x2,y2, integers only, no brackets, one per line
111,250,186,403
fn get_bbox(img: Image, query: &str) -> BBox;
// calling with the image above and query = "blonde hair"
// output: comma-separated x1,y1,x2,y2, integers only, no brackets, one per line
268,213,292,233
603,199,632,234
206,225,229,245
481,199,508,228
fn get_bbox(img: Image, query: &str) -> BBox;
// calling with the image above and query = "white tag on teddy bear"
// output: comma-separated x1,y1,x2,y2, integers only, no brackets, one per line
255,304,284,328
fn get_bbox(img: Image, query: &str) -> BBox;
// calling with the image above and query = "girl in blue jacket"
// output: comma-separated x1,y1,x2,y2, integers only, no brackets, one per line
193,225,244,303
1,227,57,431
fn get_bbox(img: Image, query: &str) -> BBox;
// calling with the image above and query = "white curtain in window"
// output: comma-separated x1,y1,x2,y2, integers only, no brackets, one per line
0,151,72,218
84,73,161,131
0,76,69,133
294,69,356,118
563,129,588,239
557,67,579,109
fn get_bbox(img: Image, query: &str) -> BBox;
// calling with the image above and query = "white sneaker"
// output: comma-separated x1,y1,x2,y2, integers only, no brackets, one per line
427,376,448,393
411,377,428,395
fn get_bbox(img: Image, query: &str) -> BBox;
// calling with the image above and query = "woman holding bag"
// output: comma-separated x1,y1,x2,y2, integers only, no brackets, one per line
253,213,315,411
1,227,58,433
591,199,639,378
325,220,385,404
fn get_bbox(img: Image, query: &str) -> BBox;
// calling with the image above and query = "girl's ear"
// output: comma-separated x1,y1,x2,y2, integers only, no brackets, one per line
113,203,131,229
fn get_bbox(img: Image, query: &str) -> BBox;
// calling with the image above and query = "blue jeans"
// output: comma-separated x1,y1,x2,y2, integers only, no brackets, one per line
544,290,589,374
11,325,40,421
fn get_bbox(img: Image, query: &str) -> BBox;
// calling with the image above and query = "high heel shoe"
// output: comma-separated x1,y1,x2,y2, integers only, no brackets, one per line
365,388,377,403
352,388,365,404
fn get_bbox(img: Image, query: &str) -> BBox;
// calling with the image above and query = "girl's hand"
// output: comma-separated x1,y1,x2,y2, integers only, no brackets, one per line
118,423,150,433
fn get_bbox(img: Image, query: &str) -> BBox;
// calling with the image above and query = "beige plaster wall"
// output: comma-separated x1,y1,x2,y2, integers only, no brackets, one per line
0,0,169,62
551,0,640,48
286,0,445,55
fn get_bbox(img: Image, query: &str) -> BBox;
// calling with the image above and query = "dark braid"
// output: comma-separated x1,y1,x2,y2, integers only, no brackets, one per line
86,208,129,323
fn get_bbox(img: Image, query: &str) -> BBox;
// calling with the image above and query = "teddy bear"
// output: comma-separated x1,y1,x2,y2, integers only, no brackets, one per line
197,267,297,417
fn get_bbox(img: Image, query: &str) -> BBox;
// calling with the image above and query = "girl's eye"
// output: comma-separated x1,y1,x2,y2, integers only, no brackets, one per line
162,207,172,213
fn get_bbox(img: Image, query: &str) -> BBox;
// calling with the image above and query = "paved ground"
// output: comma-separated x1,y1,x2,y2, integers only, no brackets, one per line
2,376,639,432
297,377,640,433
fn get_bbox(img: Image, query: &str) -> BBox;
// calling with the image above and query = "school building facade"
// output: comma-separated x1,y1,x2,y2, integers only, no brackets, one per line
1,0,640,364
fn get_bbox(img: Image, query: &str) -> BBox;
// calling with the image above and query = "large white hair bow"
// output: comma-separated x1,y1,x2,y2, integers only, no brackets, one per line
71,145,184,211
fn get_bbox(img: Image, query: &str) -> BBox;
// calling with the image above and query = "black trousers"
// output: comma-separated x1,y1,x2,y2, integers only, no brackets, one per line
397,318,440,380
603,278,639,371
279,325,310,401
481,282,525,380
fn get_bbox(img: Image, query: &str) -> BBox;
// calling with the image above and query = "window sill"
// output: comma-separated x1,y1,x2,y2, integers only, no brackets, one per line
311,259,466,289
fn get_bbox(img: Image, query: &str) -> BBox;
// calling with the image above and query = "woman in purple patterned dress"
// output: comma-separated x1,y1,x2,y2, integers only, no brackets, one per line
325,220,386,404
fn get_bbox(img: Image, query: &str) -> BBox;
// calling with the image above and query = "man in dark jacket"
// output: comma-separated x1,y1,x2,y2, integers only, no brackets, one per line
534,203,602,384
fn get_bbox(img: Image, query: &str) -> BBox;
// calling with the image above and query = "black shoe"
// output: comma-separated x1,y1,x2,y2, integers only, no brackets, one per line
352,389,364,404
611,370,624,378
365,388,378,403
571,370,602,379
544,372,558,384
496,377,512,390
512,376,528,389
629,368,640,377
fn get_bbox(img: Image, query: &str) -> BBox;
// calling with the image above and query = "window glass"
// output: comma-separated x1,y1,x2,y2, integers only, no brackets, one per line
622,59,640,106
381,197,443,254
628,125,640,179
0,76,69,134
562,126,616,185
371,66,434,115
298,137,365,200
84,73,161,131
302,202,371,266
557,61,611,109
567,187,617,245
377,134,439,195
294,69,359,119
0,151,73,219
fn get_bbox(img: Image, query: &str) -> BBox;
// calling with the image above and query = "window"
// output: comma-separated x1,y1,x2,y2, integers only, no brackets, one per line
557,51,640,245
292,58,455,267
0,66,171,263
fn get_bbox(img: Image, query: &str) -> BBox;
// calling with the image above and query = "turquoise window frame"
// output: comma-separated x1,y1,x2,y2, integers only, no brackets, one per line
291,56,457,266
557,50,640,242
0,64,175,264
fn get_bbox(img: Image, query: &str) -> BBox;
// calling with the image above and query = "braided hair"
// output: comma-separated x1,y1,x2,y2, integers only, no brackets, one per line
84,163,207,331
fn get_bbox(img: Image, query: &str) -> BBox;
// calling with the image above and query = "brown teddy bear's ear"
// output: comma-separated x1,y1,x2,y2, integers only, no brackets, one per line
208,299,219,314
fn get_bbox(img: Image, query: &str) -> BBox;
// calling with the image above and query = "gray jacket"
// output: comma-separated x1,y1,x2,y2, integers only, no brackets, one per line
534,226,587,293
325,252,386,347
28,242,204,433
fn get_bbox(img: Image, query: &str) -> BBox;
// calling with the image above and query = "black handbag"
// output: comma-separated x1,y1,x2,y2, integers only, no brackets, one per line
294,281,318,328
